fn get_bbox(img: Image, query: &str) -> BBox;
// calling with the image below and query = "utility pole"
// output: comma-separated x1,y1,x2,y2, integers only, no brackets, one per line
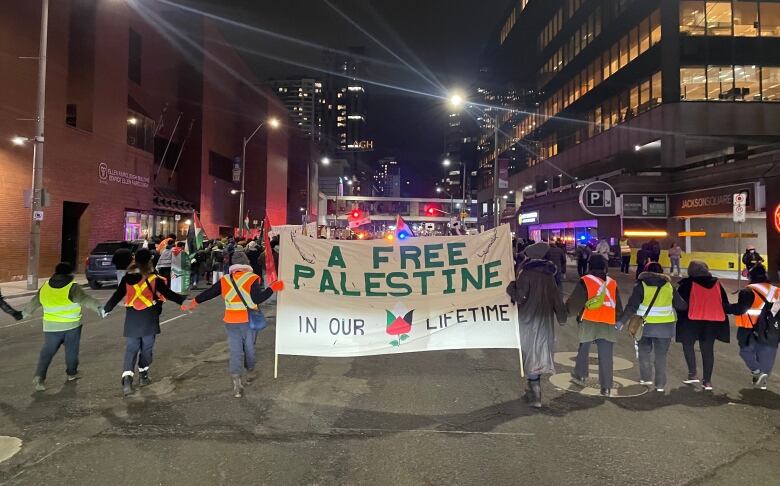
27,0,49,290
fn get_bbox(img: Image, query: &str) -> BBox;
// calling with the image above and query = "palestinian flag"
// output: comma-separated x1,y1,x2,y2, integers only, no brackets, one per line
263,215,278,283
395,215,414,240
186,211,206,253
244,210,251,231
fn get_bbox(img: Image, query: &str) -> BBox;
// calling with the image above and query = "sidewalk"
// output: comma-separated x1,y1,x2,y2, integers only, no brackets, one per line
0,274,89,298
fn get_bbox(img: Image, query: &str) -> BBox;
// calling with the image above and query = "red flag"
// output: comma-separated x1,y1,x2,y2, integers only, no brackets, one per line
263,216,278,283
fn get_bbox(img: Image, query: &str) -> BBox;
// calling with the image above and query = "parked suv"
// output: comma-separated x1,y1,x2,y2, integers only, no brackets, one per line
85,240,144,289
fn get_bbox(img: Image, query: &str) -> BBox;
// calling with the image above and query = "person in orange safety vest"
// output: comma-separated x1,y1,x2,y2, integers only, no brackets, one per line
104,248,185,396
188,248,284,398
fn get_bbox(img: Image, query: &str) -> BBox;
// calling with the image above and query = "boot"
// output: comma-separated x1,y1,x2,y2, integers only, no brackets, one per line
243,368,256,386
139,370,151,387
122,376,134,396
528,380,542,408
231,374,244,398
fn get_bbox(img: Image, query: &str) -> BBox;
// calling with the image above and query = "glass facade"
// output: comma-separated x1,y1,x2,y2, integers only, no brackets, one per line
681,65,780,101
681,1,780,37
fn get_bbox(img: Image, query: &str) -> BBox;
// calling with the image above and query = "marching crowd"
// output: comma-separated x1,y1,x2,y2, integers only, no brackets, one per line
0,234,285,399
1,231,777,408
508,240,779,408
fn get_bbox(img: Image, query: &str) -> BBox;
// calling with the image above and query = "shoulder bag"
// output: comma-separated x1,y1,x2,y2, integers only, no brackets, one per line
228,274,268,331
627,285,662,340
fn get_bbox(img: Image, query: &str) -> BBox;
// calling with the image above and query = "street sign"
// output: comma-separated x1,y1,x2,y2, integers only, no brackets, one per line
579,181,617,216
232,157,241,183
174,214,181,221
733,192,747,223
622,194,668,218
517,211,539,225
33,211,44,221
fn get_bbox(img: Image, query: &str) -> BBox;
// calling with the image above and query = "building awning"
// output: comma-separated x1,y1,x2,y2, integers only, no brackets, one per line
153,187,195,214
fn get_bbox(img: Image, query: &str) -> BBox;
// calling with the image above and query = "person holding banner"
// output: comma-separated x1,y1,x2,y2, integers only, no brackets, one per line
566,255,623,397
506,242,567,408
187,249,284,398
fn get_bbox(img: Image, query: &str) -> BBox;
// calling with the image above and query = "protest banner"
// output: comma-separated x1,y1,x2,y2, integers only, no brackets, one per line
275,225,521,373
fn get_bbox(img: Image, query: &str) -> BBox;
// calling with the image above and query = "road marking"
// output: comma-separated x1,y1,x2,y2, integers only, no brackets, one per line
160,314,187,326
0,319,38,329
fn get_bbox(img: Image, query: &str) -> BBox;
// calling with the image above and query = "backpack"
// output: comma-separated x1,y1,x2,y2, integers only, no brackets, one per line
688,282,726,321
752,291,780,346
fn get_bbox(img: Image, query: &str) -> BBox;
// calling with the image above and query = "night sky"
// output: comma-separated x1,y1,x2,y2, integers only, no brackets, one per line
192,0,507,196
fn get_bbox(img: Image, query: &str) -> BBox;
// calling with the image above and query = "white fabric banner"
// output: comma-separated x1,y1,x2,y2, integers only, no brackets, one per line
276,225,519,357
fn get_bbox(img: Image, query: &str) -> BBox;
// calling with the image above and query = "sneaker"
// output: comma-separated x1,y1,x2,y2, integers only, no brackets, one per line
32,376,46,392
702,380,713,391
656,388,665,393
682,374,700,384
751,370,762,386
600,388,611,397
755,373,769,390
231,375,244,398
66,373,80,382
570,372,587,387
639,380,653,386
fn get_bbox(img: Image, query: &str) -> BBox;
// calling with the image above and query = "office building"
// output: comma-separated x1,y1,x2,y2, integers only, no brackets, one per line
479,0,780,274
374,157,401,197
267,78,326,142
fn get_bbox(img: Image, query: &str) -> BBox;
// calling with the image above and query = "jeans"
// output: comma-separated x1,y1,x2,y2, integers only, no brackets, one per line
225,324,258,375
638,337,671,388
574,339,614,389
123,335,156,376
35,327,82,380
190,271,200,287
670,258,681,275
116,269,127,284
739,340,779,375
621,255,630,274
683,340,715,381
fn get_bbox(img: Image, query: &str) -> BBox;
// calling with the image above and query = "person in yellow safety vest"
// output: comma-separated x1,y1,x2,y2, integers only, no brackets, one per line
565,255,623,396
23,262,104,392
619,262,686,392
619,238,631,274
103,249,185,396
729,264,779,390
187,248,284,398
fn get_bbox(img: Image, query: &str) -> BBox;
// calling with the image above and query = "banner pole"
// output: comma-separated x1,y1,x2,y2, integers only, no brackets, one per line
274,352,279,379
513,306,524,378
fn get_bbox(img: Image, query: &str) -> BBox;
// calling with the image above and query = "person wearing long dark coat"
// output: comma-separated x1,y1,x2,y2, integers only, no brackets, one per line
506,242,567,408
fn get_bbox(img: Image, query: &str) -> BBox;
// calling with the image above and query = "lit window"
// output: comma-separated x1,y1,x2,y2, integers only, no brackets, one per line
706,1,732,36
734,65,759,101
707,65,734,100
680,1,706,35
680,67,707,100
761,67,780,100
733,0,758,36
761,2,780,37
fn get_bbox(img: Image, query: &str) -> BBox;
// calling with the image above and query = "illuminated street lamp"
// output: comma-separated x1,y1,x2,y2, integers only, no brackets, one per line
239,117,280,236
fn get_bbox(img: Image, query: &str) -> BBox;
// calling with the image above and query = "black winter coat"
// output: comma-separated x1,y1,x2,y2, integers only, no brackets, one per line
104,272,185,337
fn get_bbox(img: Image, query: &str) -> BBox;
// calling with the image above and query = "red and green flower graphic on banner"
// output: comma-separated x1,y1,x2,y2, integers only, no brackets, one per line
386,309,413,347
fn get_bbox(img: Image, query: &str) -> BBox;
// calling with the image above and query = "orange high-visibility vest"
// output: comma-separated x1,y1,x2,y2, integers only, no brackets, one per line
735,283,778,328
220,271,260,323
580,274,617,325
125,275,166,310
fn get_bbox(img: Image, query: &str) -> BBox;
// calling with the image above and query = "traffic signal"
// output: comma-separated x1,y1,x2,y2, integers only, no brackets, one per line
350,209,362,219
427,207,436,216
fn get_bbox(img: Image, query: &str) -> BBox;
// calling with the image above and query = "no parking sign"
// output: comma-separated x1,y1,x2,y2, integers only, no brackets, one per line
733,192,747,223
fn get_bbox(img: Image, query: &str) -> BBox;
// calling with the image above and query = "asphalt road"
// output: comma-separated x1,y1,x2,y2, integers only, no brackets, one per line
0,272,779,485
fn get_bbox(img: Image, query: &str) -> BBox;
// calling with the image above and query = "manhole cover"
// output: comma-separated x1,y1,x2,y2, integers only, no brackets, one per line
553,352,634,372
549,373,649,398
0,436,22,463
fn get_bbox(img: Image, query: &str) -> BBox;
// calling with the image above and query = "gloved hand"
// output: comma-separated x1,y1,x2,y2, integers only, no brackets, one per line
12,311,23,321
270,280,284,292
99,307,107,319
187,300,198,311
615,319,624,332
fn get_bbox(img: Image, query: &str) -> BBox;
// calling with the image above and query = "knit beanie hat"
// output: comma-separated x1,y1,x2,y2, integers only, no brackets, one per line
587,255,608,272
644,262,664,274
231,248,250,266
55,262,73,275
134,248,152,266
687,260,711,278
524,242,550,260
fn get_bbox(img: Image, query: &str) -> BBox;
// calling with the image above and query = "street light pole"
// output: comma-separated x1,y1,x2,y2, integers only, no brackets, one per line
27,0,49,290
493,112,499,229
239,118,279,238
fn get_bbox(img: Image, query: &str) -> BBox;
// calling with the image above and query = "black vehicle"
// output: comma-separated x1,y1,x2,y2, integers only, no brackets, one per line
85,240,144,289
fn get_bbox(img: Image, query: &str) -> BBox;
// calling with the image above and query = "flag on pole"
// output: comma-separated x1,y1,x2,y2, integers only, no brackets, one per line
263,215,278,283
186,211,206,253
395,215,414,240
244,210,251,231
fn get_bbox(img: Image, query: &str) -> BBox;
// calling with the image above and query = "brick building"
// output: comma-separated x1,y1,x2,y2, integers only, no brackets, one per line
0,0,306,281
